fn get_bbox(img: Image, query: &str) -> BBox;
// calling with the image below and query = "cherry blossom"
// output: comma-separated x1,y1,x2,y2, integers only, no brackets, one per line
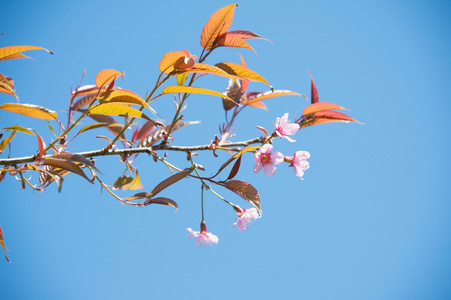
274,113,299,142
186,221,218,246
254,144,284,176
233,207,259,231
291,151,310,180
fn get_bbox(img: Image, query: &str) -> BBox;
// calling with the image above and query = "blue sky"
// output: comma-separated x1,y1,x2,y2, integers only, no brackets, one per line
1,0,451,299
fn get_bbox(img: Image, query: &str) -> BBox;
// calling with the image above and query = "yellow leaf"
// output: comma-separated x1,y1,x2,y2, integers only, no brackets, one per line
200,4,237,50
162,86,235,103
0,131,16,155
99,89,152,111
0,45,53,60
242,90,302,106
113,170,144,190
215,62,271,86
95,69,124,88
0,73,17,99
0,103,57,120
88,103,153,122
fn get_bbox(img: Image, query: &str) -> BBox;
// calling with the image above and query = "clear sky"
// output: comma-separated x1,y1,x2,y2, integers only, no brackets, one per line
1,0,451,299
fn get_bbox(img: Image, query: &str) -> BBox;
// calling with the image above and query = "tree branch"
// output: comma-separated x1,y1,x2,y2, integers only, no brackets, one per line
0,137,265,166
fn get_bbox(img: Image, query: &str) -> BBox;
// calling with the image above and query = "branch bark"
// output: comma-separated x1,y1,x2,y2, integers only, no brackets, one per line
0,137,265,166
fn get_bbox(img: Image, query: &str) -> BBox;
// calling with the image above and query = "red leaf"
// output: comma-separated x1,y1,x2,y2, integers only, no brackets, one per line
308,70,319,104
300,110,362,128
226,154,242,181
144,197,178,211
223,180,261,214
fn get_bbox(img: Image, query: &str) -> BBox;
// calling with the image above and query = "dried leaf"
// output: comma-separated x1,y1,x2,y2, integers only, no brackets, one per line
215,62,270,86
0,226,10,263
200,4,237,50
49,152,101,173
0,103,57,120
95,69,124,88
224,180,261,214
0,45,53,61
42,158,93,183
302,102,346,115
137,121,201,148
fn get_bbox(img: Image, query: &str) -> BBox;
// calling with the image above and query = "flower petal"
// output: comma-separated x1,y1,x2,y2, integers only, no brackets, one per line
263,163,276,176
253,161,263,173
272,151,285,164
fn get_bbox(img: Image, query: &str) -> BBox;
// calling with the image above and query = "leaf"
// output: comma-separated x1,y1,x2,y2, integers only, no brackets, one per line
0,73,16,98
1,125,34,135
99,89,152,111
32,129,45,161
200,4,237,50
300,111,361,129
0,45,53,61
302,102,346,115
215,62,270,86
144,197,178,211
0,131,16,155
76,122,123,135
137,121,201,147
158,50,187,73
162,86,235,103
135,121,156,141
237,53,249,93
0,226,10,263
179,62,237,82
114,170,143,190
215,34,255,52
72,85,104,98
176,72,188,86
88,103,153,122
95,69,124,88
71,94,98,112
242,90,302,106
42,158,93,183
211,146,260,179
0,103,57,120
245,100,267,110
226,154,242,181
308,70,319,104
0,52,31,61
224,30,270,41
49,152,101,173
149,167,194,198
224,180,261,214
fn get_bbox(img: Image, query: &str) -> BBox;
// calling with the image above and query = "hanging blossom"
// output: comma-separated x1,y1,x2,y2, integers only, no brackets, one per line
254,144,284,176
285,151,310,180
233,206,259,231
186,221,218,246
274,113,299,142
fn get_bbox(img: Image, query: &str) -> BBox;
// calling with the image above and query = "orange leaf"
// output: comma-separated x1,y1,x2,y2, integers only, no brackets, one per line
302,102,346,115
200,4,237,50
99,89,152,111
158,50,188,73
215,62,270,86
95,69,124,88
0,131,16,155
32,129,46,161
0,103,57,120
0,226,10,263
215,34,255,52
0,52,31,61
0,45,53,60
246,101,267,110
225,30,271,41
0,73,17,98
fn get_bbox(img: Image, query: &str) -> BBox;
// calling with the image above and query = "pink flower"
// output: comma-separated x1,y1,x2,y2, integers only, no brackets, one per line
186,221,218,246
254,144,284,176
274,113,299,142
292,151,310,180
233,207,259,231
